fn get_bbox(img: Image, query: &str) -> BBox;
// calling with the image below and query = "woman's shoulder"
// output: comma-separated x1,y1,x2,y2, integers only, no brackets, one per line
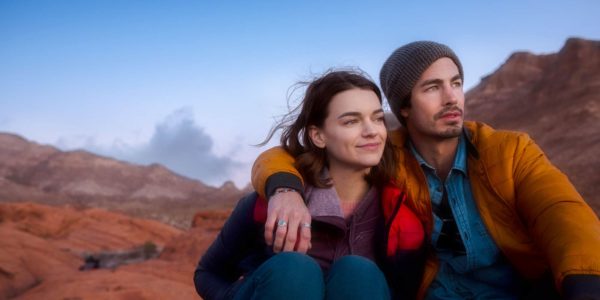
230,192,262,222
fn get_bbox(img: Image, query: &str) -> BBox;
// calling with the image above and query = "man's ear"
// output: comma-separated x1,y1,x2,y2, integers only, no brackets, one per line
308,125,326,148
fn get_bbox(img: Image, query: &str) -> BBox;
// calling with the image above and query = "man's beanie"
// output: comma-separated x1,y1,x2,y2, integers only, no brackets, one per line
380,41,463,119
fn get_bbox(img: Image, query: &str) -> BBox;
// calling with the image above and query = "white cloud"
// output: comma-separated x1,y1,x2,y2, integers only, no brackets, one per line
68,107,246,187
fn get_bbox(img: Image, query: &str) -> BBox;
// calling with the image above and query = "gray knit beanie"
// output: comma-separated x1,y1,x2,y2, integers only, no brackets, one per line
380,41,463,122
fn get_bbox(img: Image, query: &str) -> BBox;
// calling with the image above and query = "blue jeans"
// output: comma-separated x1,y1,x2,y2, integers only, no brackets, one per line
234,253,390,300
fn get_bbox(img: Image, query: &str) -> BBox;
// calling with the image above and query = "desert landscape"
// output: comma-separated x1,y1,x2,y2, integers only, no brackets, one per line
0,38,598,299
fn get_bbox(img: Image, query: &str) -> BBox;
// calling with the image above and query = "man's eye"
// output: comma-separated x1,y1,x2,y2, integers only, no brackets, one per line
425,86,438,92
344,119,358,125
452,81,463,88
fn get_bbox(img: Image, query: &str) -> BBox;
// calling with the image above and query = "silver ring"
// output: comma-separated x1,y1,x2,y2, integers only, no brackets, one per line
277,219,288,227
301,222,311,229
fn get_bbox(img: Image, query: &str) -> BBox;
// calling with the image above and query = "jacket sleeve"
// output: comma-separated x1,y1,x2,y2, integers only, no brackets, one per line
251,146,304,199
194,193,261,300
511,134,600,287
562,274,600,300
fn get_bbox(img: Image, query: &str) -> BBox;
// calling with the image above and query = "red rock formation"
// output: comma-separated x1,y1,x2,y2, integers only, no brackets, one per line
0,111,246,300
159,209,232,266
0,225,80,299
14,260,198,300
0,202,196,299
466,38,600,213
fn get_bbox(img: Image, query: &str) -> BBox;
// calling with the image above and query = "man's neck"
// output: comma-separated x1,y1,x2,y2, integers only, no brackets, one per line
328,166,370,204
411,135,459,181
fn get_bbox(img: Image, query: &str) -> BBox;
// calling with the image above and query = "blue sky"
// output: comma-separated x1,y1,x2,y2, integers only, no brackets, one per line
1,0,599,187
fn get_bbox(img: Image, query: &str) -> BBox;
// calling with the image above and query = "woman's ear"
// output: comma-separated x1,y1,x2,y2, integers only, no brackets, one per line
400,107,410,119
308,125,326,148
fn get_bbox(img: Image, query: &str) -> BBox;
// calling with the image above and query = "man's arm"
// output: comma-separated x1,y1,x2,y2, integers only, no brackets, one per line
512,135,600,290
251,146,312,253
251,146,304,198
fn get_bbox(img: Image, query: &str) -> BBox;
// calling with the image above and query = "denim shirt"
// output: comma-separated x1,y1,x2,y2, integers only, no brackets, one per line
410,134,523,299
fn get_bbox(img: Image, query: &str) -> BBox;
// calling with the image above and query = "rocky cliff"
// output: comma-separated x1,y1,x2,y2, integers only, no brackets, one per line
466,37,600,213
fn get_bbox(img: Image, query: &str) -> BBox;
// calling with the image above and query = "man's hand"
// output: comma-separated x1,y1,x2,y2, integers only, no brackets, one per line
264,188,312,253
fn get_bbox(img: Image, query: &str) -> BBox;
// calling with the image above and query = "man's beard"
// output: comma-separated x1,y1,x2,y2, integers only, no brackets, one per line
437,126,462,138
434,106,463,139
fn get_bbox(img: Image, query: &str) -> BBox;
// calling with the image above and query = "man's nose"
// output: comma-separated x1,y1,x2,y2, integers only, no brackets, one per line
442,84,459,105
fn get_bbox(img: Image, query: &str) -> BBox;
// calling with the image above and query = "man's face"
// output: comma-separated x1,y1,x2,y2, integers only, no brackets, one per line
400,57,464,141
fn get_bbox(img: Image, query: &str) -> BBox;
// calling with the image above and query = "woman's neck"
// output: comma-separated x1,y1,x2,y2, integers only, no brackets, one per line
328,166,370,204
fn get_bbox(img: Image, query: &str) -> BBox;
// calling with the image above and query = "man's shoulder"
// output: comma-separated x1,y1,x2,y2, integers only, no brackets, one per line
465,121,533,149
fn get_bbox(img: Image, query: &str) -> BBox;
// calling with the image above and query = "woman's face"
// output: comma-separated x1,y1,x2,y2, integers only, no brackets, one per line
309,88,387,173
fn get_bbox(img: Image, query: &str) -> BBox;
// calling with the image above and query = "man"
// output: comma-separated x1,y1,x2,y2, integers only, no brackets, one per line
251,41,600,299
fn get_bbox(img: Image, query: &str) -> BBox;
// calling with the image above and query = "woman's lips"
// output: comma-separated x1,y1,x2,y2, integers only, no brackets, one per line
357,142,381,151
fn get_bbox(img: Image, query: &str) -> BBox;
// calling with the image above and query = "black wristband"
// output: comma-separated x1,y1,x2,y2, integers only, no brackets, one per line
265,172,305,202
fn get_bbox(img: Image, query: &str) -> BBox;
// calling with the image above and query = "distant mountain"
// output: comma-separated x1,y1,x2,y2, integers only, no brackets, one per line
465,37,600,213
0,133,250,228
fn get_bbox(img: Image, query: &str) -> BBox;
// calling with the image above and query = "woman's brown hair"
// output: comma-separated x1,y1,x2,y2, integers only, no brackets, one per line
261,69,397,189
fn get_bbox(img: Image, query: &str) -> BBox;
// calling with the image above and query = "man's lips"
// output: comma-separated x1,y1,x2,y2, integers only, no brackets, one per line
435,108,463,120
440,111,462,118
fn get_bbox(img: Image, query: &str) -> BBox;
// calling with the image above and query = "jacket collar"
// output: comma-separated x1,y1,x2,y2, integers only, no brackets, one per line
389,121,479,160
306,184,378,230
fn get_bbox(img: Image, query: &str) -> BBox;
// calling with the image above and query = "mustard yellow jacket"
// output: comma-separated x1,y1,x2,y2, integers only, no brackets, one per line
251,121,600,298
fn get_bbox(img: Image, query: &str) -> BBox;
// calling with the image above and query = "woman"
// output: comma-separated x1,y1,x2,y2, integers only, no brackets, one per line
194,70,425,300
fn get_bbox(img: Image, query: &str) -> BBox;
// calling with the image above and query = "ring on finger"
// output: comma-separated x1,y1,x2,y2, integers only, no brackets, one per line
277,219,288,227
301,222,311,229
